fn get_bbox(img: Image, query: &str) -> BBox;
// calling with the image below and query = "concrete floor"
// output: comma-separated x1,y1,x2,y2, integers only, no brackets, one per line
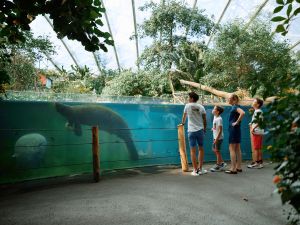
0,162,287,225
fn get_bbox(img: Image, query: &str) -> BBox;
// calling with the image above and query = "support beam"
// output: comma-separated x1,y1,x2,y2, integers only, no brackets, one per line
207,0,232,46
131,0,140,70
185,0,198,37
92,52,102,75
101,0,121,74
159,0,165,43
158,0,165,70
44,15,80,68
244,0,269,30
45,53,62,72
290,40,300,50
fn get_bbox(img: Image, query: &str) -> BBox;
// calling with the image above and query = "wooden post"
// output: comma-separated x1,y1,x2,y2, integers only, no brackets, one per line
92,126,100,182
177,124,189,172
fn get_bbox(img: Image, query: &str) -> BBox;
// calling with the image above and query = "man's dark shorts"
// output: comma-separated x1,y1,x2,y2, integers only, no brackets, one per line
188,129,204,148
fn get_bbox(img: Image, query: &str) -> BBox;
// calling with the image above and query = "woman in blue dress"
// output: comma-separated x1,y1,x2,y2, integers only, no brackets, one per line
225,94,245,174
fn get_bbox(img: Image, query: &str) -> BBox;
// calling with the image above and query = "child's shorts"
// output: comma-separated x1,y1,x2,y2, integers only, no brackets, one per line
252,134,263,150
213,139,223,151
188,129,204,148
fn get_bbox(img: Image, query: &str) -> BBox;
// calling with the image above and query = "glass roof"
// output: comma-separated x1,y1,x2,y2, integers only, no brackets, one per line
29,0,300,73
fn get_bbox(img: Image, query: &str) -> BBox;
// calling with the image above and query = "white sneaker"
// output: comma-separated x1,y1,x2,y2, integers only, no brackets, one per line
258,164,264,169
221,162,227,170
210,164,221,172
191,170,199,176
197,168,208,175
247,162,258,168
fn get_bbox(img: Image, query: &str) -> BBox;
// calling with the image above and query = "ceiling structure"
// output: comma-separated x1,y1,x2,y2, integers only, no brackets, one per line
29,0,300,74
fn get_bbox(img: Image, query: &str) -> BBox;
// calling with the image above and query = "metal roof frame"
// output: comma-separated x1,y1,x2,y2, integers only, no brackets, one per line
244,0,269,30
101,0,121,74
44,15,103,75
290,40,300,50
131,0,140,70
184,0,198,37
44,15,80,68
206,0,270,47
41,0,298,71
206,0,232,47
44,53,62,72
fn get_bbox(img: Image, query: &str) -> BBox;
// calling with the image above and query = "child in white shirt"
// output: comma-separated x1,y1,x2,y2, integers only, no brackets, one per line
248,98,264,169
210,106,227,172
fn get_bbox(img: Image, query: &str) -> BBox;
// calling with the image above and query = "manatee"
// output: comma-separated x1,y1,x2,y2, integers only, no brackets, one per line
55,103,139,160
13,133,47,168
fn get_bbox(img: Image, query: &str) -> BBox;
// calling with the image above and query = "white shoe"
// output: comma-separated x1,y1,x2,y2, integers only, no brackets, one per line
247,162,258,168
198,168,208,175
191,170,199,176
258,164,264,169
210,164,221,172
221,162,227,170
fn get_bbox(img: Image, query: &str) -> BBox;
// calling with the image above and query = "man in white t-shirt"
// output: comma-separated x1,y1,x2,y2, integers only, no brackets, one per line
181,92,207,176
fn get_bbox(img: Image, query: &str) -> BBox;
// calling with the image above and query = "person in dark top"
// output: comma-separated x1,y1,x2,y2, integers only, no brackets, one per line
225,94,245,174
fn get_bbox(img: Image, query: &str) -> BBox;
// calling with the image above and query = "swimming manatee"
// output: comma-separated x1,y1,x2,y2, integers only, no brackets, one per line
13,133,47,168
55,103,139,160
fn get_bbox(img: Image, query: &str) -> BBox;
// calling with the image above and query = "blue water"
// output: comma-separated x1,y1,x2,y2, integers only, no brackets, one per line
0,101,262,183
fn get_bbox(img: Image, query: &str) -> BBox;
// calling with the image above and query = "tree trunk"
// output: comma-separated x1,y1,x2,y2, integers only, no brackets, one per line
179,79,231,98
179,79,277,105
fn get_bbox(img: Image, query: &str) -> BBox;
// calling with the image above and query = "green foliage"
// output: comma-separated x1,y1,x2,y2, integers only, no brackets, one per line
265,66,300,218
137,0,214,72
173,41,206,79
5,55,36,90
0,0,112,52
0,46,10,93
261,3,300,218
48,66,104,94
102,70,171,97
4,31,56,61
0,31,56,91
202,20,294,98
266,93,300,214
15,32,56,61
69,65,91,80
272,0,300,36
86,75,105,95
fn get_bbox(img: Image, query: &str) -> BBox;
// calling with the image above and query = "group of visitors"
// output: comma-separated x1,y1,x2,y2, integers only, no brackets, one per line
180,92,264,176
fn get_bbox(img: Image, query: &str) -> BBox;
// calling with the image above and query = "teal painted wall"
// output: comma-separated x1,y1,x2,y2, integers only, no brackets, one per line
0,101,256,184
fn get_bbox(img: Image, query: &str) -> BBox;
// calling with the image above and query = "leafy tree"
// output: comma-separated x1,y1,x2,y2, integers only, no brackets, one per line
174,42,206,80
0,0,113,93
102,70,171,97
0,0,113,52
12,32,56,62
137,0,214,75
5,54,36,90
0,47,10,97
1,31,56,91
68,65,91,80
202,19,294,98
46,65,105,94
